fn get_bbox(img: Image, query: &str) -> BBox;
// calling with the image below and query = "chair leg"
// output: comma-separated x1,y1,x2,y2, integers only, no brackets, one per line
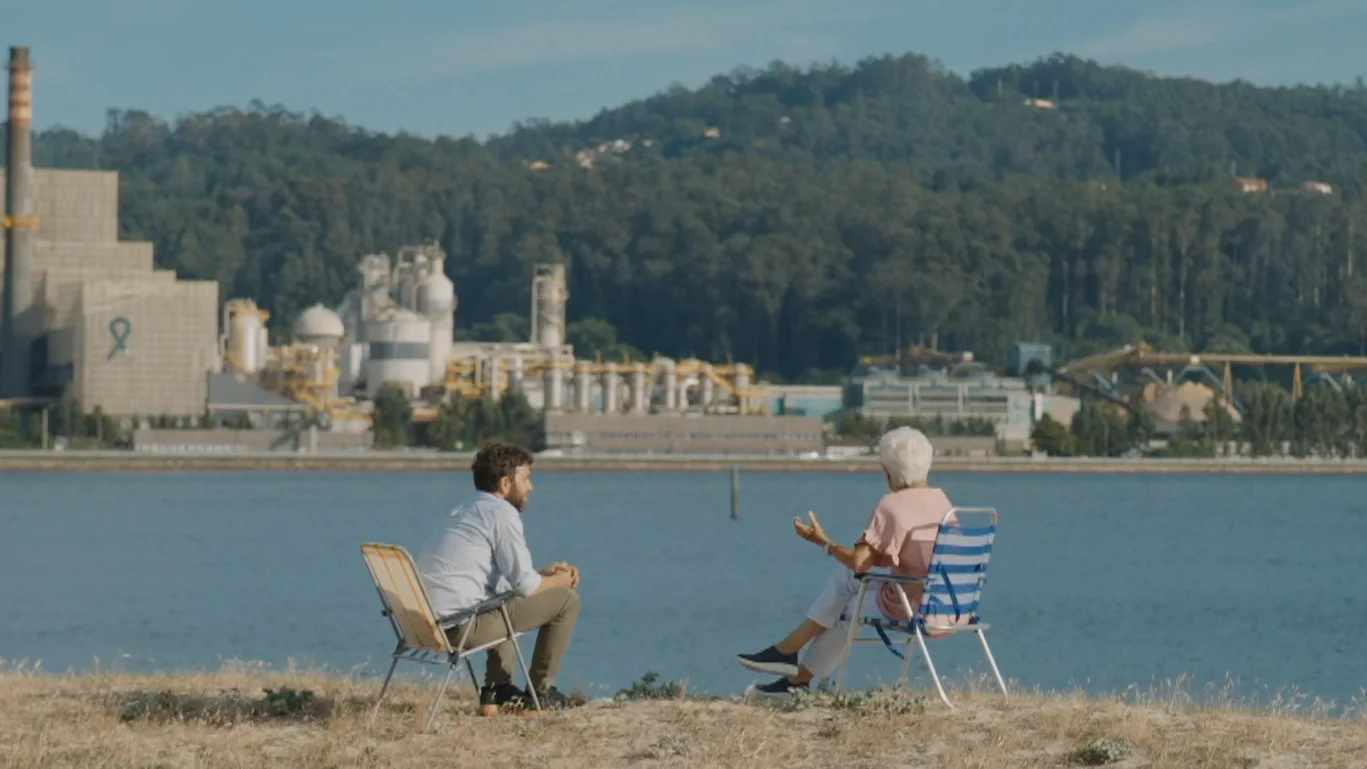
914,626,954,710
834,581,870,694
977,629,1009,697
369,656,400,725
422,664,457,732
897,638,916,687
500,606,541,711
464,656,481,698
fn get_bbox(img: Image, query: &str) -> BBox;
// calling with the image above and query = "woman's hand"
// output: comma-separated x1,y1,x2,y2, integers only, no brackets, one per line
793,511,830,548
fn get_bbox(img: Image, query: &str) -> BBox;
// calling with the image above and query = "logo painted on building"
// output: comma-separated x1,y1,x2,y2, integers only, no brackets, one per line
108,317,134,361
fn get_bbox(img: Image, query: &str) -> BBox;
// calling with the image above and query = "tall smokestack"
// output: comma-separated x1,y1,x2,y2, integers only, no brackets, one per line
1,45,34,398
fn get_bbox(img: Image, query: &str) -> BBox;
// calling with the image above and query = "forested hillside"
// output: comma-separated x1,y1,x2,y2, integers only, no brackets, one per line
30,53,1367,382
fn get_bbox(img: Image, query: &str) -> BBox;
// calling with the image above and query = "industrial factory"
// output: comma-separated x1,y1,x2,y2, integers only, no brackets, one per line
215,242,802,453
16,41,1367,459
0,46,219,419
0,41,807,455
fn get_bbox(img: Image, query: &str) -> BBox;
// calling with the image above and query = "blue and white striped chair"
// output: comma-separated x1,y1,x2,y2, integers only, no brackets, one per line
833,507,1008,709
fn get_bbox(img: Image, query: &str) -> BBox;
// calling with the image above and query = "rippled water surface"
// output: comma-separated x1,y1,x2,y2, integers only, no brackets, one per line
4,470,1364,704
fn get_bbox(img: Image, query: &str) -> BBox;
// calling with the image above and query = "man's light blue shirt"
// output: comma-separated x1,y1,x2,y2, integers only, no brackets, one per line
415,491,542,619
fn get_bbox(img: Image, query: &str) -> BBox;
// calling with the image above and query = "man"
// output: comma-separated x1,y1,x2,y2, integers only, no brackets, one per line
415,442,582,712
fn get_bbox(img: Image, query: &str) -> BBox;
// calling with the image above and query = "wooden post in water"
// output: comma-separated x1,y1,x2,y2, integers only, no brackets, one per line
730,465,740,520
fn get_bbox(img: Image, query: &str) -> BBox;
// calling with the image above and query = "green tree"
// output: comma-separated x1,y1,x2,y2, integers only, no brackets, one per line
567,317,645,361
1030,413,1076,456
426,390,540,451
1069,402,1131,456
372,383,414,448
1292,384,1350,458
1202,394,1238,456
427,396,470,452
1239,382,1293,457
29,54,1367,383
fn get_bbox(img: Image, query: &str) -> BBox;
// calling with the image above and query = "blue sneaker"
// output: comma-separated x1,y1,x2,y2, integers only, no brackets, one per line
736,645,800,677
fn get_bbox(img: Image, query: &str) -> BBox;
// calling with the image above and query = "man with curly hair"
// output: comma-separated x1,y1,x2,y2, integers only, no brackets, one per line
416,442,582,712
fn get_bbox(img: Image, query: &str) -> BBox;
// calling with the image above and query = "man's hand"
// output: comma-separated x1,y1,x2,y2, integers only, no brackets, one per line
540,562,581,589
793,511,830,548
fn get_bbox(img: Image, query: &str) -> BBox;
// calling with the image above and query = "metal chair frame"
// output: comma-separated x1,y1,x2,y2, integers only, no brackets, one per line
832,507,1009,710
361,543,541,731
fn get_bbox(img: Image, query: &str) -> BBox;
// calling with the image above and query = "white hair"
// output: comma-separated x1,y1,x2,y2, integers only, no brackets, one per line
878,426,934,488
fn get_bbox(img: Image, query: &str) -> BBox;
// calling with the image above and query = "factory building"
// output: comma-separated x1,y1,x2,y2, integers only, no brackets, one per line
843,369,1035,448
1,47,218,416
770,384,843,416
272,242,773,421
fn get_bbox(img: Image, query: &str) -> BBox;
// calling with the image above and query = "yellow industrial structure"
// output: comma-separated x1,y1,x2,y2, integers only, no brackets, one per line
1059,341,1367,402
218,243,772,431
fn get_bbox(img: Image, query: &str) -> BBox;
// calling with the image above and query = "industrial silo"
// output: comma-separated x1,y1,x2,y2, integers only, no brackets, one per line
293,304,345,347
224,299,269,375
416,253,456,387
531,264,568,349
363,306,432,398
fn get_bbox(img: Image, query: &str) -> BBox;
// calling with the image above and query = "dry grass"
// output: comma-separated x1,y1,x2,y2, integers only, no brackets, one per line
1,660,1365,769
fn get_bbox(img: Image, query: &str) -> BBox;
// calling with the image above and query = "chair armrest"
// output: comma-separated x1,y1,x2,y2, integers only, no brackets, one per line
437,590,520,628
854,573,930,586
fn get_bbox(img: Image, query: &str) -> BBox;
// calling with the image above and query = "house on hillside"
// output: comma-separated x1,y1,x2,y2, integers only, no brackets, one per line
1304,180,1334,195
1232,177,1268,194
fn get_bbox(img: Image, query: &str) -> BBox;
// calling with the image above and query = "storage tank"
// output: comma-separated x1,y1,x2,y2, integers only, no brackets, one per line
294,304,345,347
338,342,365,395
255,326,270,371
532,264,568,349
395,268,418,312
363,307,432,398
307,349,337,400
629,362,647,413
489,355,505,396
575,361,593,412
602,362,620,414
225,299,267,375
659,358,679,411
544,355,566,411
417,254,456,386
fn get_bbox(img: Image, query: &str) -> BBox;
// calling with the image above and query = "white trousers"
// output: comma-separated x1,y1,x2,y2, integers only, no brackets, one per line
799,562,869,680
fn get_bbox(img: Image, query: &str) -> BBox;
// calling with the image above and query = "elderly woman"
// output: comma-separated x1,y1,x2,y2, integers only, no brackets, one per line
736,426,955,696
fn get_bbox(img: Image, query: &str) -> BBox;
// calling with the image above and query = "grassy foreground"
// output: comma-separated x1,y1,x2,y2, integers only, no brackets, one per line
2,664,1365,768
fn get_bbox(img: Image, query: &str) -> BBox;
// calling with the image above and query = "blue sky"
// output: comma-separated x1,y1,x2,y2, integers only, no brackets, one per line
7,0,1366,140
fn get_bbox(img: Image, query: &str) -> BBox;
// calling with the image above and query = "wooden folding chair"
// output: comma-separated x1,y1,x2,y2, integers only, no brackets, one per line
360,542,541,731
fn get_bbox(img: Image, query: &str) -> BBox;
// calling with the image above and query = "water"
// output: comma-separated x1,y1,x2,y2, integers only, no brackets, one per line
3,470,1365,706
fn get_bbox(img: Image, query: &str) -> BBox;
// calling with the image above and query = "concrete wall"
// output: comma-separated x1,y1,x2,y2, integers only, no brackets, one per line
132,427,373,452
74,280,220,417
0,241,154,275
0,169,120,243
826,434,999,458
1,166,226,419
543,413,825,455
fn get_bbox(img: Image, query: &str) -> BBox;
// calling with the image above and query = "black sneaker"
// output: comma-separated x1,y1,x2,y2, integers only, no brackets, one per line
737,645,800,677
479,682,528,709
751,677,809,698
525,685,576,710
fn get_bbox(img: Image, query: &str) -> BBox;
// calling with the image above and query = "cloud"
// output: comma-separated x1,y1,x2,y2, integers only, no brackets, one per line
1076,0,1363,58
380,0,834,81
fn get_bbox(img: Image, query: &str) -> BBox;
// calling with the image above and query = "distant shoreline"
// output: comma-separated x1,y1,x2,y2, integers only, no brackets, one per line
2,450,1366,474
